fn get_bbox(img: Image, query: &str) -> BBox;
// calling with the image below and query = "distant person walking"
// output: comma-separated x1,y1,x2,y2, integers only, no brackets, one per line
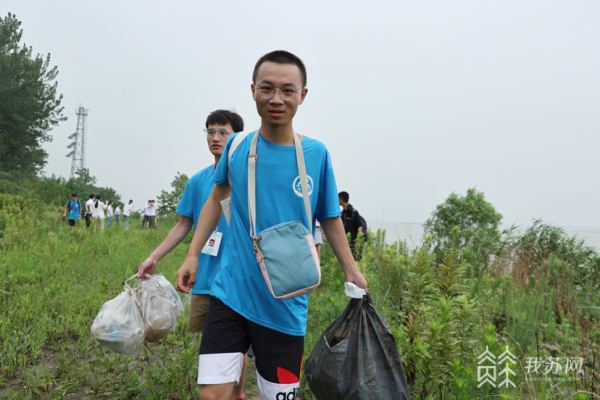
146,200,158,230
85,194,95,228
123,200,133,229
92,195,108,231
339,191,365,257
63,193,82,230
142,200,150,228
314,220,324,261
115,203,122,226
107,201,114,228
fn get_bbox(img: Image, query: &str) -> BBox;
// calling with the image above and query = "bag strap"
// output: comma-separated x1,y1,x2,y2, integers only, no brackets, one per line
227,130,253,185
248,131,312,241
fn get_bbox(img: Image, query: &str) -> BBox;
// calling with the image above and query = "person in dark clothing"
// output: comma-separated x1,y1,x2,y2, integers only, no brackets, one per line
339,191,364,258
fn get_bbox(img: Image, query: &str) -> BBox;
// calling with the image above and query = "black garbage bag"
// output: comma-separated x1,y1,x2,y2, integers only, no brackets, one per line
304,294,410,400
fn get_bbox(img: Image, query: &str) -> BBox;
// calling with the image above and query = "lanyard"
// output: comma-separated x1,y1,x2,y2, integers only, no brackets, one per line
212,163,219,233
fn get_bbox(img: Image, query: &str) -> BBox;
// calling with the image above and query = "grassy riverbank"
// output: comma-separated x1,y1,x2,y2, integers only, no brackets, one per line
1,191,599,399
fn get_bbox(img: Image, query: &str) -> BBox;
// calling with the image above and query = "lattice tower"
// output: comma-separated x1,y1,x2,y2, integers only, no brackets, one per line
66,106,89,179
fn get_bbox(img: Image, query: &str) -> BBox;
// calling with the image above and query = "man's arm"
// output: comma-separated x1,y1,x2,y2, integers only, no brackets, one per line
63,205,68,217
176,184,230,293
320,217,367,289
138,215,194,277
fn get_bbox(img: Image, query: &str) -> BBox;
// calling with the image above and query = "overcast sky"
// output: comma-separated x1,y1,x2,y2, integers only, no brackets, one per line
5,1,599,230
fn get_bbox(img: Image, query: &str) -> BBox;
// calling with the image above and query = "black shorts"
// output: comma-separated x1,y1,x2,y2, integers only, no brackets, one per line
198,297,304,399
68,219,76,227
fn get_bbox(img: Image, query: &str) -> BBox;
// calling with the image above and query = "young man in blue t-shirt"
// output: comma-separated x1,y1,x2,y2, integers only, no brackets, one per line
176,51,368,400
63,193,82,230
138,110,248,400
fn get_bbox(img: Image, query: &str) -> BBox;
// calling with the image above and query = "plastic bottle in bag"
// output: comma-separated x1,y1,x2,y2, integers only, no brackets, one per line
304,293,410,399
91,288,146,357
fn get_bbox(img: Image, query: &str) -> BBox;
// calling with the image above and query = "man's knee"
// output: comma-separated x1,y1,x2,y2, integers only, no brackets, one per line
198,384,233,400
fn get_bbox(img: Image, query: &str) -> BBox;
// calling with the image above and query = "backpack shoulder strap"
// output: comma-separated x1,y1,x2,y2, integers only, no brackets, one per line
227,130,254,185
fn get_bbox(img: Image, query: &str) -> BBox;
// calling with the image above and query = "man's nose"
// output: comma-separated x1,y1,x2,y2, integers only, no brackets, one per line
270,89,284,104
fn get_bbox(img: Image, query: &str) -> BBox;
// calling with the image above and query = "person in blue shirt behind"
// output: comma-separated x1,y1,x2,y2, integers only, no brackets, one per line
63,193,82,230
138,109,248,400
176,51,368,400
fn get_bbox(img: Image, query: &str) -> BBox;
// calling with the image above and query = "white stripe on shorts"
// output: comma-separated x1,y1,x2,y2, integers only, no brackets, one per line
198,353,244,385
257,370,300,400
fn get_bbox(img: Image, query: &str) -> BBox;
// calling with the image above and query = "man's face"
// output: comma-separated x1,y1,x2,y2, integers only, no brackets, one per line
72,196,77,202
339,197,343,206
251,61,307,128
206,122,233,157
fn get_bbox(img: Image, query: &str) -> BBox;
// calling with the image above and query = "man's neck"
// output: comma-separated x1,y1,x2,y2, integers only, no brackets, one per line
259,120,295,146
342,203,349,210
214,154,221,166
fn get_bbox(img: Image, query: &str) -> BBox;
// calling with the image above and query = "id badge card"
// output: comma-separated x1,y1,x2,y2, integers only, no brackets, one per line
201,231,222,257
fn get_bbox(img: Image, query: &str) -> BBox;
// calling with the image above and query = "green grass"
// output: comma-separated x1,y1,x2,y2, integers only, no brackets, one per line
1,194,599,399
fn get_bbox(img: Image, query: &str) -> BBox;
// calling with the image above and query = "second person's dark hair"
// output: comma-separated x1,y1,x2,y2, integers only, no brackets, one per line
252,50,307,88
338,191,349,203
206,110,244,133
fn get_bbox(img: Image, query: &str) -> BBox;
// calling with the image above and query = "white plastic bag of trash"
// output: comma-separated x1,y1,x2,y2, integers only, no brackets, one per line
153,274,184,317
91,286,146,356
134,274,181,342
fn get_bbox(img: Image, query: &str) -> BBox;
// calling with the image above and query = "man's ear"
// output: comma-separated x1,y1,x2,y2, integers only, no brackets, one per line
298,87,308,105
251,83,257,100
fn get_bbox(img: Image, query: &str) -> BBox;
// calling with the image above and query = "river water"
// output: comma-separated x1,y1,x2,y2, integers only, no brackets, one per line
367,222,600,252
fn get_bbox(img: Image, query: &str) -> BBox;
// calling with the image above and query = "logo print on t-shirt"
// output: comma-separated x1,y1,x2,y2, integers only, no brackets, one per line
292,175,313,197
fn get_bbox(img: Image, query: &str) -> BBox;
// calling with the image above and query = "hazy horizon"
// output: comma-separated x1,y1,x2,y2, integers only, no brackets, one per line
4,1,599,230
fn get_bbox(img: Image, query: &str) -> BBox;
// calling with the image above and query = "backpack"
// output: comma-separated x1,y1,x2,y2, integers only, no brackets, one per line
359,215,369,242
67,200,81,212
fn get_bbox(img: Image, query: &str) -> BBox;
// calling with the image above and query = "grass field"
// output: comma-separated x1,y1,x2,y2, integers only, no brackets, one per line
1,192,599,399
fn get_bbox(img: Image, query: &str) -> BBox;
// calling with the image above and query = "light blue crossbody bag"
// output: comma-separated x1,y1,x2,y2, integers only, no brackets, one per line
221,131,321,300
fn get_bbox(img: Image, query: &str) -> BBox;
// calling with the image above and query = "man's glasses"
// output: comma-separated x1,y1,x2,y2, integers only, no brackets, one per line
204,128,232,138
254,85,303,101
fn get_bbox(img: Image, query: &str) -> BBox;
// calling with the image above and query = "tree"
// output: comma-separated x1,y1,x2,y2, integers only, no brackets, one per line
157,172,189,217
424,188,503,272
65,168,121,205
0,13,66,175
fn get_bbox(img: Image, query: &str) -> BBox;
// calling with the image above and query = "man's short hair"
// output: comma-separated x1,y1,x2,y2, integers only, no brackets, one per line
71,193,77,198
339,191,349,203
206,110,244,133
129,200,133,203
252,50,307,88
89,194,95,199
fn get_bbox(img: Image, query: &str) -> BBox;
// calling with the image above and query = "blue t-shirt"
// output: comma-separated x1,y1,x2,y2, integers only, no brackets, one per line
66,200,81,220
211,131,340,336
176,165,229,295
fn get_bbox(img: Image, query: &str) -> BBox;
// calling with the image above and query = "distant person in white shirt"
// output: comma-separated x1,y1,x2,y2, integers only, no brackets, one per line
314,220,324,261
142,200,151,228
92,195,108,231
107,201,114,228
115,203,122,226
85,194,95,228
123,200,134,230
146,200,158,230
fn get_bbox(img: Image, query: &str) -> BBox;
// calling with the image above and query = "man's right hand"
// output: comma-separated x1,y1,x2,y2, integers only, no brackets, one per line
176,257,199,294
138,257,158,278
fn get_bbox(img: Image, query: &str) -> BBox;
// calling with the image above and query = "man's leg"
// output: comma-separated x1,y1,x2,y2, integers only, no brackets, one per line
86,215,91,227
116,215,120,225
107,216,112,228
69,219,76,230
190,295,248,400
249,320,304,400
198,298,250,400
124,215,129,229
